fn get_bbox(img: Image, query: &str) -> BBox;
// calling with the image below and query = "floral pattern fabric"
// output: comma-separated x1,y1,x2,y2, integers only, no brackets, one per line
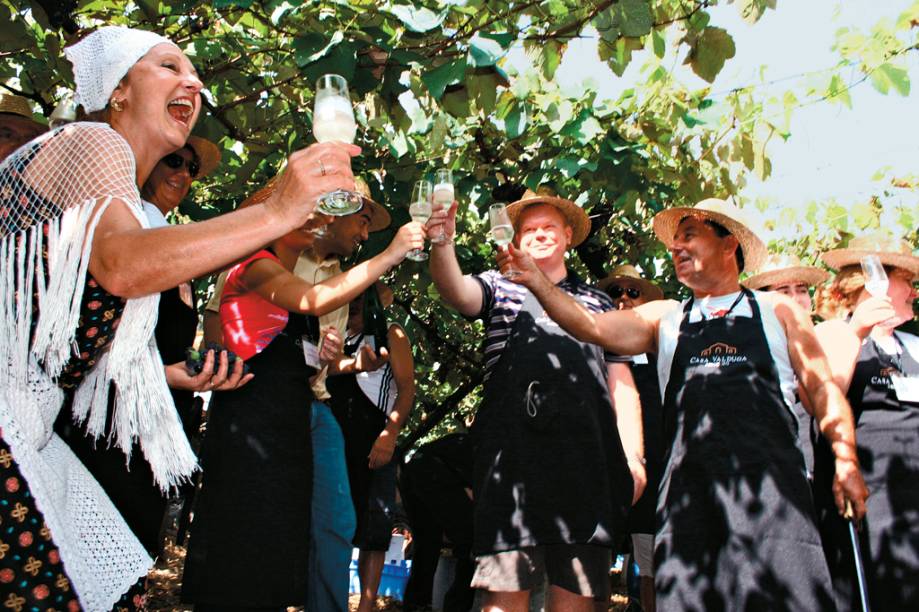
0,435,145,612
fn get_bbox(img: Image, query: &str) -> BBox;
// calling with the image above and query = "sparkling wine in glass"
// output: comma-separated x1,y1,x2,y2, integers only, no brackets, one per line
312,74,362,216
861,255,889,297
489,203,518,278
407,180,433,262
431,169,454,245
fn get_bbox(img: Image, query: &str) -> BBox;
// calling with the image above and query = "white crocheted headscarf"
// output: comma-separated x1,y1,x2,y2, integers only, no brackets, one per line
65,26,175,113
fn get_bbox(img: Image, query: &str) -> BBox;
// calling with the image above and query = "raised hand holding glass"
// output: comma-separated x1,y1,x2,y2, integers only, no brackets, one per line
312,74,362,217
406,180,433,262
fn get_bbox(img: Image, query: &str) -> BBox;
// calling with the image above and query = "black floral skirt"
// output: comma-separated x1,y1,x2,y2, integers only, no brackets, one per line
0,434,147,611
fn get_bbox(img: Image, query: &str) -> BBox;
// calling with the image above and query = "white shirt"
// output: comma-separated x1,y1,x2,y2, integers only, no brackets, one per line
657,290,797,409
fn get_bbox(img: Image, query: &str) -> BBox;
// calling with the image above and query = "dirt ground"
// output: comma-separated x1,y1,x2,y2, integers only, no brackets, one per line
145,510,630,611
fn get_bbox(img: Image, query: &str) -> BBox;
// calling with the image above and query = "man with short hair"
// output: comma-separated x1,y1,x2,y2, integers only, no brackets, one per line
501,198,869,611
0,93,47,162
427,189,644,612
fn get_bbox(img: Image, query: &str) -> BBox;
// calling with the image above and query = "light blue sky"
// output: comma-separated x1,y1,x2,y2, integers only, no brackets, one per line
508,1,919,216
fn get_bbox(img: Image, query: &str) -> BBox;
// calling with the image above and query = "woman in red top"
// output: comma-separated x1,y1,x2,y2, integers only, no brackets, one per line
182,190,424,611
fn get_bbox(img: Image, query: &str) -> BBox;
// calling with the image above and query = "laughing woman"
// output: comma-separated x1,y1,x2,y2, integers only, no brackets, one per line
813,233,919,611
0,26,357,611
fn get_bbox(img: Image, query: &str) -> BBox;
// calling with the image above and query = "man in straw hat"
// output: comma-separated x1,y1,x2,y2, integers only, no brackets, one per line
742,252,829,314
500,197,869,610
427,187,644,611
811,232,919,611
599,264,665,612
0,92,47,162
203,175,397,612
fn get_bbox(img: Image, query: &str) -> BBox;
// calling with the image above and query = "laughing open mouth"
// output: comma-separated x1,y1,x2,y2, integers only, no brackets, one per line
167,97,194,125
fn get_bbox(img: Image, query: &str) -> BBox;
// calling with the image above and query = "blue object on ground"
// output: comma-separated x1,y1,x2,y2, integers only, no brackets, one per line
349,559,412,602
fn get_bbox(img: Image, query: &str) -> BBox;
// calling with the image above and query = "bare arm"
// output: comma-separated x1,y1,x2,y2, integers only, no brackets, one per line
427,200,485,317
368,324,415,469
241,223,425,316
89,143,360,298
608,362,646,505
769,293,869,518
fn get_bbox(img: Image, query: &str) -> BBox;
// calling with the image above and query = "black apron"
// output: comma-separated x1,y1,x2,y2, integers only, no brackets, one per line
182,311,316,607
656,289,833,611
627,352,664,535
814,332,919,611
472,287,632,555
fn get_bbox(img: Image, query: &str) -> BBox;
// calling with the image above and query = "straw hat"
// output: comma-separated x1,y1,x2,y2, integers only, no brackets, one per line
354,177,391,232
821,232,919,277
742,253,829,290
0,93,37,120
186,136,221,178
652,198,766,273
598,264,664,301
507,186,591,247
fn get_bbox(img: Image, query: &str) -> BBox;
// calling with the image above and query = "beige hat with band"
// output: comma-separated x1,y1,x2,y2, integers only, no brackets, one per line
652,198,766,273
742,253,829,290
186,136,222,179
598,264,664,301
0,93,37,120
507,186,591,247
354,177,391,232
821,232,919,277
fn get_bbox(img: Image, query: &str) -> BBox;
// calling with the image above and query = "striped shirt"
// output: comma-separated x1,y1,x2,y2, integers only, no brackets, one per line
473,269,628,381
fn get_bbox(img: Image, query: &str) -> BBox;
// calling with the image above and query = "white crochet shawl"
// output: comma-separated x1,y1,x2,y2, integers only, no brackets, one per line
0,122,197,610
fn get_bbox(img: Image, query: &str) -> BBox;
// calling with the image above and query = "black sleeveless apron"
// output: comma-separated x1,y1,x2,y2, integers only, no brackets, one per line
814,332,919,611
471,287,632,555
627,352,663,535
182,312,316,607
656,289,834,611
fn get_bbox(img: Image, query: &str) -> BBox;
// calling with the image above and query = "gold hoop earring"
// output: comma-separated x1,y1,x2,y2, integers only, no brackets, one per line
110,99,124,112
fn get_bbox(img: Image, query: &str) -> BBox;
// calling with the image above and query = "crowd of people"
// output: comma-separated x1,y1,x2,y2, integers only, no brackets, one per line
0,24,916,612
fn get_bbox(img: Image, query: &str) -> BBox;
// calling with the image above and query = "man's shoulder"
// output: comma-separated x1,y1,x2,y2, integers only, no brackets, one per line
562,275,615,312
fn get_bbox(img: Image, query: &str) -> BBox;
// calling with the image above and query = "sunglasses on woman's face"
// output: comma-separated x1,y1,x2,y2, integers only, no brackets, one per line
607,285,641,299
162,152,200,178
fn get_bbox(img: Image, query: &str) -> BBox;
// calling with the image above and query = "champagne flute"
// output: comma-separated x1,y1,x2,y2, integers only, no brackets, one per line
407,180,433,262
489,203,518,278
312,74,362,217
431,169,454,245
861,255,889,297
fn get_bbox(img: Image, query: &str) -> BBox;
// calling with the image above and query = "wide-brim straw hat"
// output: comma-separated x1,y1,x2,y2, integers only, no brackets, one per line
742,253,829,290
821,232,919,277
354,177,391,232
652,198,766,273
598,264,664,301
507,187,590,247
0,93,37,121
186,136,221,178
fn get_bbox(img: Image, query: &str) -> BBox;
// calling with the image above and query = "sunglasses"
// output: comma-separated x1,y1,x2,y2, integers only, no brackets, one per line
162,152,200,178
607,285,641,299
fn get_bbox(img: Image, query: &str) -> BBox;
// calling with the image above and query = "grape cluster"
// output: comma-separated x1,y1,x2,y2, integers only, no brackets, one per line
184,342,250,376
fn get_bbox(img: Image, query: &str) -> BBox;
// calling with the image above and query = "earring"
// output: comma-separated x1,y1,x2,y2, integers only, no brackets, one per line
110,98,124,112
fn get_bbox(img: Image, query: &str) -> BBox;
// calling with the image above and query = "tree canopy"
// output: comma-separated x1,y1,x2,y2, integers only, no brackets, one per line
3,0,917,445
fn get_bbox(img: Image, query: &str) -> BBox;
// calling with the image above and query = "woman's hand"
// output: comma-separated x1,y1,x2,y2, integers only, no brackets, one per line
368,428,397,469
383,221,426,264
165,350,253,392
266,142,361,228
850,296,896,339
354,344,389,372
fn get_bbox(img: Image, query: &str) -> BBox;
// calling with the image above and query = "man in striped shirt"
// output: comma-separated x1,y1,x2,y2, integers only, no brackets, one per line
428,189,645,612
